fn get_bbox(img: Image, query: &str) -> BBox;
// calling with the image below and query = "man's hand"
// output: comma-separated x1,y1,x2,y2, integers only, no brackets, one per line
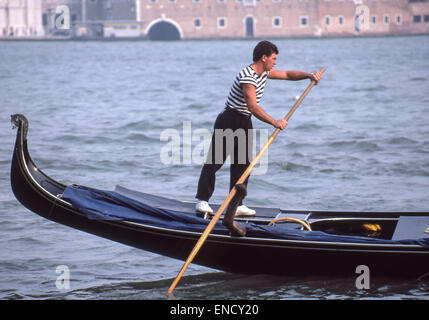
309,71,323,84
274,119,288,130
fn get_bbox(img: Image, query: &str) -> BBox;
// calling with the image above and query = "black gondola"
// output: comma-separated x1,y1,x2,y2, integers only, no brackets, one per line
10,114,429,278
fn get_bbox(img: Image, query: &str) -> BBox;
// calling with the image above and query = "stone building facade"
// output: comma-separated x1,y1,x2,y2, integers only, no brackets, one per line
1,0,428,39
0,0,44,36
0,0,137,38
138,0,429,39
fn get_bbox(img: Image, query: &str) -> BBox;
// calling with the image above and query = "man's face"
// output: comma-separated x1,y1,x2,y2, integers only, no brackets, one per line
262,53,277,71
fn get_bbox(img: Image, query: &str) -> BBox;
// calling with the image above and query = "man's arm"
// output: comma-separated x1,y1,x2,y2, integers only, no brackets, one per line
241,83,287,130
268,69,322,84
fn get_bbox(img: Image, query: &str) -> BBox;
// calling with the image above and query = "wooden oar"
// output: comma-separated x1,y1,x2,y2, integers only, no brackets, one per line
168,67,326,295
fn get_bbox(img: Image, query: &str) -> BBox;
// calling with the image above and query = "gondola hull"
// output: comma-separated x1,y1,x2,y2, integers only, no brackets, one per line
10,114,429,278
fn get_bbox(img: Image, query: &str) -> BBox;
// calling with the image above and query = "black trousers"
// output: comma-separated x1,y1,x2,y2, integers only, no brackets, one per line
196,107,253,204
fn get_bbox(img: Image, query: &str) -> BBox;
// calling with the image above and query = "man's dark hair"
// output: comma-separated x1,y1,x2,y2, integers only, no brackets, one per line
253,41,279,62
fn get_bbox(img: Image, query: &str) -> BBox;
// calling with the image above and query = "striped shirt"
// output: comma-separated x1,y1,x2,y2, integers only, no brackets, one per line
225,65,269,116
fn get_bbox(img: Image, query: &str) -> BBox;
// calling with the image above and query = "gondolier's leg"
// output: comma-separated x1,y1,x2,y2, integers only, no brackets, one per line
229,117,255,216
196,109,231,204
196,137,227,204
195,159,222,218
230,109,252,200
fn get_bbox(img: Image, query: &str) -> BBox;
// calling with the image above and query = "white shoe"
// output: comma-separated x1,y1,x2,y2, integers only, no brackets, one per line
235,205,256,217
195,200,213,214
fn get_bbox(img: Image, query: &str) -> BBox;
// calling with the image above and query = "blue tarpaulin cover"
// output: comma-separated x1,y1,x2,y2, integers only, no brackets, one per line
63,185,429,248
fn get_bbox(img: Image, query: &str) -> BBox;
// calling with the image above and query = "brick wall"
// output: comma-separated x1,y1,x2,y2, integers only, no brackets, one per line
137,0,429,39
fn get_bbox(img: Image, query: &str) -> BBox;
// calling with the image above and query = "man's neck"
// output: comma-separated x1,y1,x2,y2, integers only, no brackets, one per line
250,61,265,75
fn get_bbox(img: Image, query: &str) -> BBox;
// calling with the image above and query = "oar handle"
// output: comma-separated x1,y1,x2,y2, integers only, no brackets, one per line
168,67,326,295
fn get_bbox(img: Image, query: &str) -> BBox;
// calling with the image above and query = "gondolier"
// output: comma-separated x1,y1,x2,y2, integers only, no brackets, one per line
195,40,322,216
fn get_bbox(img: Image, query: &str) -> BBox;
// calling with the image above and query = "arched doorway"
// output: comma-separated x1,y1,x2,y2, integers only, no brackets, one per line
147,21,181,40
245,17,254,38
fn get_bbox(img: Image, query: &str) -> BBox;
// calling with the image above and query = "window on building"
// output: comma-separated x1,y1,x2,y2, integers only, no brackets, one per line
218,17,227,28
194,18,201,28
424,15,429,23
245,16,254,36
384,15,389,24
372,16,377,24
339,16,344,25
396,15,401,24
413,15,422,23
42,13,48,26
273,17,282,27
300,17,308,26
325,16,330,25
